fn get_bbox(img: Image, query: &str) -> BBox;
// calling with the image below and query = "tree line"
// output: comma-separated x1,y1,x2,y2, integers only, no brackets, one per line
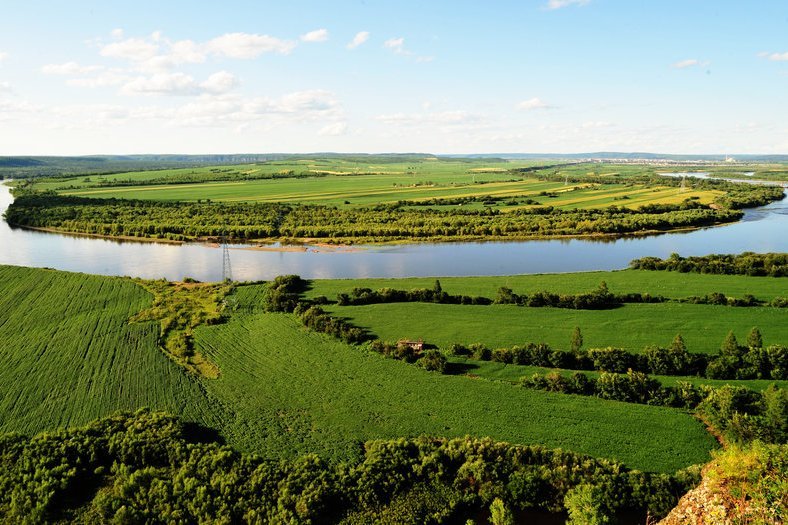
5,192,748,243
450,330,788,381
630,252,788,277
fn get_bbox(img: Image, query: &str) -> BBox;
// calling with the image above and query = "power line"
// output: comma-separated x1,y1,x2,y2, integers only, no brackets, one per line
221,235,233,282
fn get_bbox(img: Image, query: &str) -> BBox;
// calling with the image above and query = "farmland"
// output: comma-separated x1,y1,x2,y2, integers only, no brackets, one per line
0,266,219,436
28,158,722,211
0,264,718,473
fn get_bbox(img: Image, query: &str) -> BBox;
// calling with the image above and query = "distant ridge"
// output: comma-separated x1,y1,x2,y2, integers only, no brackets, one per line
1,152,786,179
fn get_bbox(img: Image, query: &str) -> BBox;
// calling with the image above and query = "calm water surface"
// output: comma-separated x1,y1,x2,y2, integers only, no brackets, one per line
1,182,786,281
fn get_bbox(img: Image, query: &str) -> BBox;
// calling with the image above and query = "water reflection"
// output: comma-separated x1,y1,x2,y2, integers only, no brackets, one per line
1,182,786,281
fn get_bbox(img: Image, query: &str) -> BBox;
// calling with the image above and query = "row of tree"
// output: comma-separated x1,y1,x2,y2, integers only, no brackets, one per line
630,252,788,277
337,281,491,306
451,330,788,380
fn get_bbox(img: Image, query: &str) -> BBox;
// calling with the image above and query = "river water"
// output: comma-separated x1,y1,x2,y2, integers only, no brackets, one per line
1,181,786,281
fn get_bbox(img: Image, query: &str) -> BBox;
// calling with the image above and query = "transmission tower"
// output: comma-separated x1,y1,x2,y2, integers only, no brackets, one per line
221,235,233,282
679,175,687,193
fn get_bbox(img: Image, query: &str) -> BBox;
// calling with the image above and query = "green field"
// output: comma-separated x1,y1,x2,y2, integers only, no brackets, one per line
327,302,788,355
25,158,721,211
195,310,714,471
0,266,219,435
0,265,718,473
306,269,788,302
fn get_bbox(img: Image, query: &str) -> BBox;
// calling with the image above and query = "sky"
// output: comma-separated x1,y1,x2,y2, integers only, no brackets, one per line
0,0,786,155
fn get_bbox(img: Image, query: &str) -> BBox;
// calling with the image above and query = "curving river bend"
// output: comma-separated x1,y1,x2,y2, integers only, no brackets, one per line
0,181,786,281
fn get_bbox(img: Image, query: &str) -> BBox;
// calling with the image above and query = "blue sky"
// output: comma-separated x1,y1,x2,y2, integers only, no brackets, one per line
0,0,786,155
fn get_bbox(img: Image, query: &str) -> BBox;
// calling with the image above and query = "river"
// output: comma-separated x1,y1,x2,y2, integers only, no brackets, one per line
1,181,786,281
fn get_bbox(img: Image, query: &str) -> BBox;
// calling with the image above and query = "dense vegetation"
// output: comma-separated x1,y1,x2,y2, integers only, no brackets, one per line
130,279,233,378
5,192,747,243
0,410,703,524
631,252,788,277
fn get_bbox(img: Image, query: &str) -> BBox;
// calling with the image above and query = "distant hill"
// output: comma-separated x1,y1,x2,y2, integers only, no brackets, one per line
452,152,788,162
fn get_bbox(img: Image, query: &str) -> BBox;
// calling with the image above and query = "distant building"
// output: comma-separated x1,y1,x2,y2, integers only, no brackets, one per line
398,339,424,352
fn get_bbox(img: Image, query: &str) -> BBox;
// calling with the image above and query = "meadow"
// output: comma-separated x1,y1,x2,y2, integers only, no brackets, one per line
194,311,714,472
305,268,788,302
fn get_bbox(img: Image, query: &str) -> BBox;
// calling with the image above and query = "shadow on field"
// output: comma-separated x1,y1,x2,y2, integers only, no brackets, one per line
444,361,479,376
182,421,226,445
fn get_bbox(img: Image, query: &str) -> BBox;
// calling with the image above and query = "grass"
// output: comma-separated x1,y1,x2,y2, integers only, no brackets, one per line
195,311,716,472
0,265,717,473
325,302,788,355
305,269,788,302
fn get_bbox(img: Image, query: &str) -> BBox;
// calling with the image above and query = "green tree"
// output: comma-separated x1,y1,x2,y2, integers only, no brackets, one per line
571,326,583,353
721,331,743,358
489,498,514,525
670,333,686,353
747,327,763,350
564,484,611,525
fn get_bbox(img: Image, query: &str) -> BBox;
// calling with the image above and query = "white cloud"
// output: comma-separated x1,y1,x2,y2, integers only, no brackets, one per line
205,32,296,58
376,110,482,126
384,37,406,54
67,70,130,88
0,81,12,93
672,59,701,69
96,32,295,74
301,29,329,43
347,31,370,49
319,122,348,136
119,71,240,96
100,37,159,61
759,51,788,62
200,71,239,94
41,62,103,75
111,28,124,39
0,51,8,63
383,37,432,62
277,89,339,115
546,0,590,9
517,97,555,110
120,72,200,96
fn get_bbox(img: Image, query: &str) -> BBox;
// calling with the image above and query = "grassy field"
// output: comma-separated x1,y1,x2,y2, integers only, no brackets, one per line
326,302,788,355
24,158,721,211
305,269,788,302
195,311,715,472
0,265,718,473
